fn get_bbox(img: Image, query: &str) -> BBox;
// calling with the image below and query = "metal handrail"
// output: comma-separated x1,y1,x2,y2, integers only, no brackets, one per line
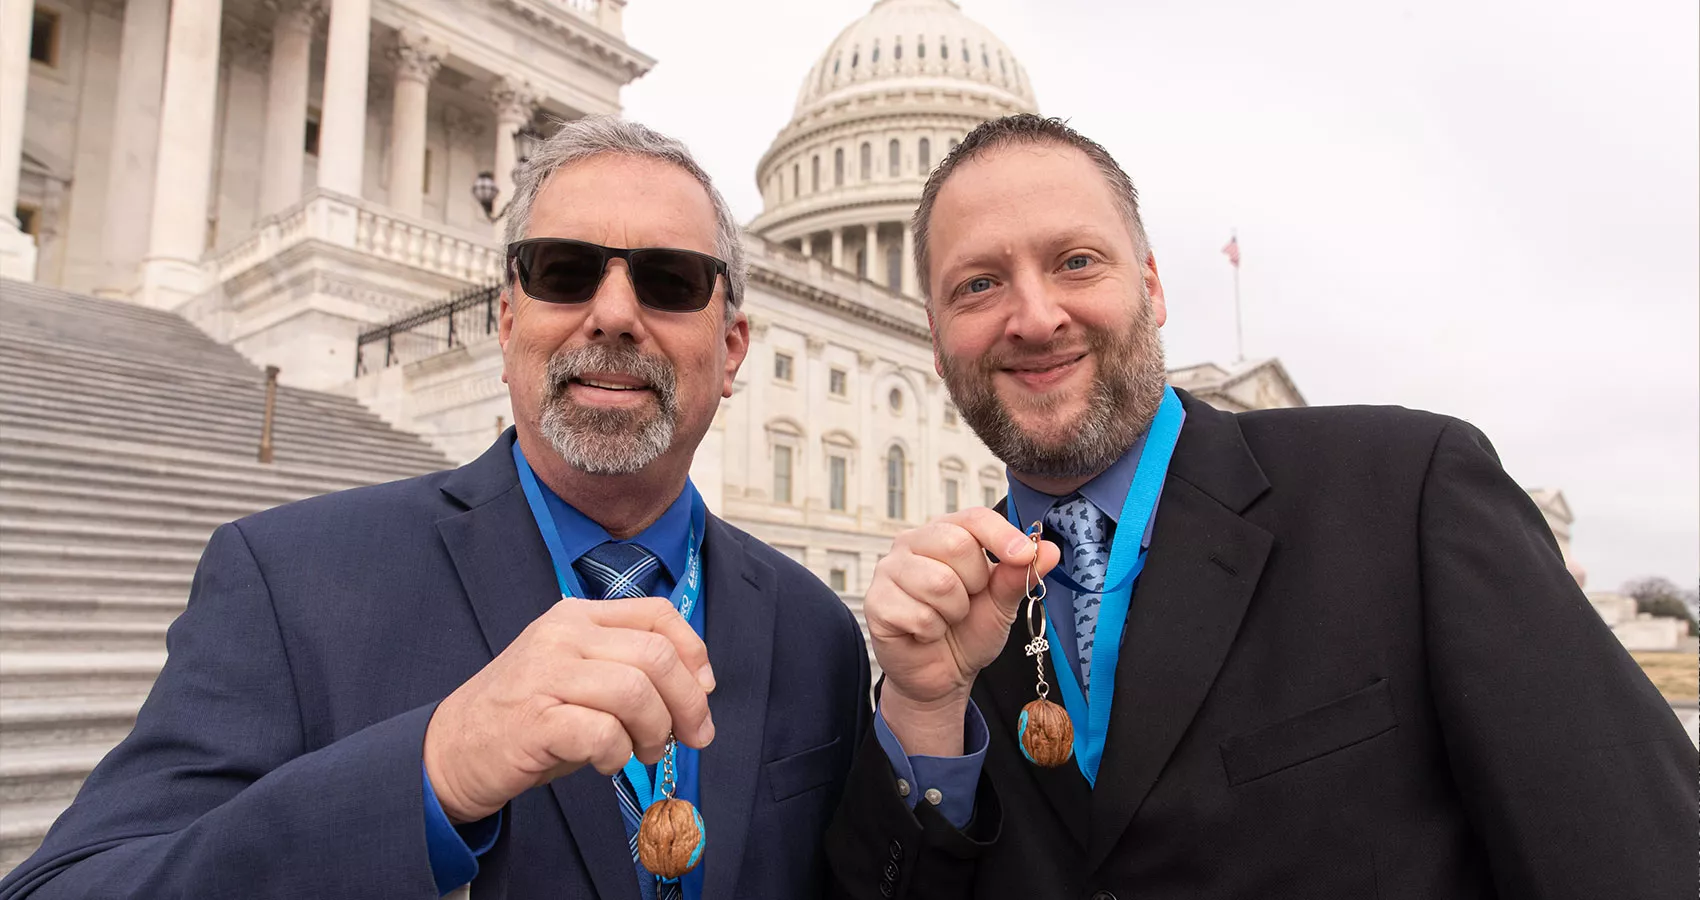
354,281,502,376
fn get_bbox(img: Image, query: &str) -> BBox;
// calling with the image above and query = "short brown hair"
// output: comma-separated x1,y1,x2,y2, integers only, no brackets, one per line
911,114,1151,302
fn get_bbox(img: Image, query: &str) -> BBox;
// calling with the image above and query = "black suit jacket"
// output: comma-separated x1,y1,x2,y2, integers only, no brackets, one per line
827,391,1695,900
1,432,870,899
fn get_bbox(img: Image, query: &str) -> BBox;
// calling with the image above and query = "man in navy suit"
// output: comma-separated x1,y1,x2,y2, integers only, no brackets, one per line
1,117,869,899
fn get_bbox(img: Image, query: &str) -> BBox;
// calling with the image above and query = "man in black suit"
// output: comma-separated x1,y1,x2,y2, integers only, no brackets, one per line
1,117,867,899
826,114,1695,900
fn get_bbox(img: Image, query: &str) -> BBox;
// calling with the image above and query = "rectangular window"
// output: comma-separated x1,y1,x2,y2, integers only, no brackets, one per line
829,368,847,396
30,10,58,67
945,479,959,514
943,406,958,426
774,352,794,382
829,569,848,592
829,456,847,511
14,204,39,237
304,114,322,157
774,446,794,504
422,148,433,194
984,486,998,508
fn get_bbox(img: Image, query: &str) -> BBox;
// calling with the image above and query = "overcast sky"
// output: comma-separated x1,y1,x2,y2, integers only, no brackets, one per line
621,0,1699,591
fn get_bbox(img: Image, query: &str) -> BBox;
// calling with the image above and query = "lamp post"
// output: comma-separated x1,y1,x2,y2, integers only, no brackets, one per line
472,126,541,222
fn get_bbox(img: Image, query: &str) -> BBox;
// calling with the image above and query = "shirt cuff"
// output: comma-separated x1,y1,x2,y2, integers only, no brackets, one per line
873,699,989,829
422,763,503,896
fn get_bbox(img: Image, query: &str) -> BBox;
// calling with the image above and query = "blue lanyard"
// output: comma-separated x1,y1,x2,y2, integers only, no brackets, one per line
511,443,708,824
1004,385,1184,785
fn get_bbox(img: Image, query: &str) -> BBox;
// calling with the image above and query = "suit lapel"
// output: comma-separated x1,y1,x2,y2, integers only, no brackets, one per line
435,433,640,900
1084,392,1273,871
696,516,776,900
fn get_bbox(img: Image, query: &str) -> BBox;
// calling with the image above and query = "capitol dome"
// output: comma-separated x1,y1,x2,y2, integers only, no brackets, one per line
748,0,1040,298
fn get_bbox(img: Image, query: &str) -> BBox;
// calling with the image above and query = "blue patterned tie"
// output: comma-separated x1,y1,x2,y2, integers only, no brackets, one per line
1044,494,1114,693
575,541,680,900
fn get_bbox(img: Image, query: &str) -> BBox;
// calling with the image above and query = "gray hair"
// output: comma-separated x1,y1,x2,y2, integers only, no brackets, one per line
504,115,747,320
911,114,1151,303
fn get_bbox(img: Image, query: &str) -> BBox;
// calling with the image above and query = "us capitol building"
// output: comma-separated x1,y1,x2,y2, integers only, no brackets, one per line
1,0,1575,598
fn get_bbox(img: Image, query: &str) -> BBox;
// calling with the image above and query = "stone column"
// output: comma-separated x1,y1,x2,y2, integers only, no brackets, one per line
0,0,38,279
864,223,879,281
489,75,537,220
830,227,844,271
316,0,371,197
135,0,225,308
900,223,917,297
386,29,443,219
258,0,322,216
92,0,171,294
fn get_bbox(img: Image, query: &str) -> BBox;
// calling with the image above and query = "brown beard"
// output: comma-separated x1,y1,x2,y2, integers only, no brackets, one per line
940,289,1167,481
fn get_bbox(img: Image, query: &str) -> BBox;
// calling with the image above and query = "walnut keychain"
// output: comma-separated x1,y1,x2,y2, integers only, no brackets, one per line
1017,522,1074,767
636,735,706,880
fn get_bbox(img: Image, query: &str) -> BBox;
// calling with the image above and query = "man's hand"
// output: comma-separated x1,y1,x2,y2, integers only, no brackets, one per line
423,596,716,823
866,508,1060,756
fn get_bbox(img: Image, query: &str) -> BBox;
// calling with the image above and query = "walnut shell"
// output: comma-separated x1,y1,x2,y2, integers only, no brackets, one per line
637,798,706,879
1019,698,1074,767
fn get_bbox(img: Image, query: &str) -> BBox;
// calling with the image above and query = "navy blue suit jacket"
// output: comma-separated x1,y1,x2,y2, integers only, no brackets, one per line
1,433,871,899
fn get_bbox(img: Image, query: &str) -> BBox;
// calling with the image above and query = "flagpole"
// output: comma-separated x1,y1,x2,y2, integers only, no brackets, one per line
1232,230,1243,364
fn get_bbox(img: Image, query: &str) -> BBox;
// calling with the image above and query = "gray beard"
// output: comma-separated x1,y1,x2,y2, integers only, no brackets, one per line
941,291,1168,481
538,343,679,476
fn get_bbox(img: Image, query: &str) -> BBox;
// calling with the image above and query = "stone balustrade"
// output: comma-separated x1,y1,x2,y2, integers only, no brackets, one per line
212,191,502,286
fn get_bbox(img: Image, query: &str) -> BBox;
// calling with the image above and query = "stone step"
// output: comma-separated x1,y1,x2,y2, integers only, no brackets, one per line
0,336,346,407
0,563,191,596
0,412,443,474
0,502,231,539
0,518,217,552
0,480,300,525
0,592,185,625
0,799,70,873
0,697,140,752
1,284,232,342
0,443,411,499
0,618,171,653
0,745,109,806
0,400,449,470
0,542,204,577
0,651,166,701
0,428,436,490
0,354,434,450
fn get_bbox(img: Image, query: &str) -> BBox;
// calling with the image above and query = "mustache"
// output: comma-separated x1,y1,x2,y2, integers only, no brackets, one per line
543,343,677,403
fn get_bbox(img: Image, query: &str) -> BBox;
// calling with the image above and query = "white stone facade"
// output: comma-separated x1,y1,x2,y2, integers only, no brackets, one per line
3,0,1579,602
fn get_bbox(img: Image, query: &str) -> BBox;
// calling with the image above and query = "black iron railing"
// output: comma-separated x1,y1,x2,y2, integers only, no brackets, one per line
355,281,502,375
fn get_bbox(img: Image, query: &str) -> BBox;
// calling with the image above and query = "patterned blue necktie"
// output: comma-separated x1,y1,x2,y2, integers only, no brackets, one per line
1044,494,1114,693
574,541,680,900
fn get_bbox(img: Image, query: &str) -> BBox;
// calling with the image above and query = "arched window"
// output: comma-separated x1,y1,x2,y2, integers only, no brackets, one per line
917,36,925,58
859,142,872,180
888,139,900,176
792,163,799,198
833,57,840,75
852,48,859,68
948,137,959,152
982,45,990,69
894,38,902,60
940,37,948,61
961,40,969,63
886,446,907,520
918,138,931,171
811,155,820,192
834,147,844,186
872,41,880,63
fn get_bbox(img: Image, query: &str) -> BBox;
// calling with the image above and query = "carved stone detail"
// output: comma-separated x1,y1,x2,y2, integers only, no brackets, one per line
390,28,446,85
489,75,540,126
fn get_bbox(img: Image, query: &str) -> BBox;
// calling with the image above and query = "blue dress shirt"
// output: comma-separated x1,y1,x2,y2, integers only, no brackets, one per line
874,412,1181,825
423,478,694,895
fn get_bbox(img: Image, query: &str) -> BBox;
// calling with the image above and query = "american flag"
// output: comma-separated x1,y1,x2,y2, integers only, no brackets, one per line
1222,235,1241,268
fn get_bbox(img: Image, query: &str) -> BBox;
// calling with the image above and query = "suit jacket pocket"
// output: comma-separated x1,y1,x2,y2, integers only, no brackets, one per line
766,737,844,802
1220,678,1397,786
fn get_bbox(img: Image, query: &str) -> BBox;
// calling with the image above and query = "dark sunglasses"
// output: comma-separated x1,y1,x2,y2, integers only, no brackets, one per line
507,238,732,313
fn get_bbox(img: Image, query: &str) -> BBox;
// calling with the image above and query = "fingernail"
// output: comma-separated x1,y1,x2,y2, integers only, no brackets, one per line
702,712,716,746
697,663,716,692
1006,535,1032,559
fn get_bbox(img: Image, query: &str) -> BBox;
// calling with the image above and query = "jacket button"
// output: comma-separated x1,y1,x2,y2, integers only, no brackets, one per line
884,862,900,880
888,840,904,861
879,881,894,898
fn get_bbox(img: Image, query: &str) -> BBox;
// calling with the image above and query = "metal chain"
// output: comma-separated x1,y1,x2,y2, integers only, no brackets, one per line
1020,522,1052,700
